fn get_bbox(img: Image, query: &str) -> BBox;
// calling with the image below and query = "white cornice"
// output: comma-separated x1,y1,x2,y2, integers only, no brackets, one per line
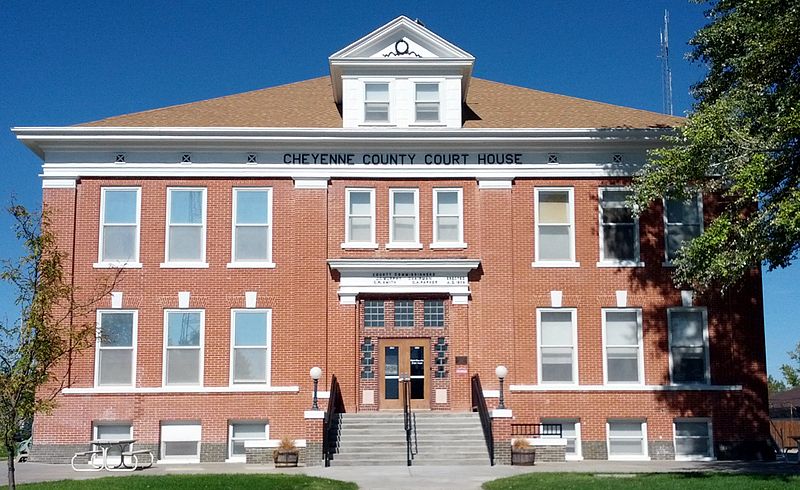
328,258,480,270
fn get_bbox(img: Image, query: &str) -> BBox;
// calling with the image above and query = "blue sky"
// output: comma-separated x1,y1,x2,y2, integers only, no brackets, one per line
0,1,796,377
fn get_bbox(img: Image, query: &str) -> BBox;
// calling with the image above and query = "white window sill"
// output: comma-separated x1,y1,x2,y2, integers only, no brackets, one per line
160,262,209,269
531,261,581,268
429,242,468,249
608,455,651,461
63,385,300,394
93,262,142,269
226,262,276,269
386,242,423,250
341,242,379,249
358,123,395,127
409,123,446,127
596,261,645,268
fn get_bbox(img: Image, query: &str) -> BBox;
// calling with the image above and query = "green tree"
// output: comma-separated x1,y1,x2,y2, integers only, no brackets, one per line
768,374,787,393
632,0,800,292
0,205,114,490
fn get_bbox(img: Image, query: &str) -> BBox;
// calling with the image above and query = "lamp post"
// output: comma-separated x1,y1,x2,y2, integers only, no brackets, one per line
495,365,508,410
310,366,322,410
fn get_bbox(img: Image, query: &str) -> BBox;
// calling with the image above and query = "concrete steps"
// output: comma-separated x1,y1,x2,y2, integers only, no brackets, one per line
328,411,491,466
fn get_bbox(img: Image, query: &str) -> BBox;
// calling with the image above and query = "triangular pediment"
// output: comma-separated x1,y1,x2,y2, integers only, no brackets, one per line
330,16,474,60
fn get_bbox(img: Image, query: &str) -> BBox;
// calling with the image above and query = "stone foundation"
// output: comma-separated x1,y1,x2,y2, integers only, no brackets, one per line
493,441,511,465
200,443,227,462
28,444,91,463
245,446,308,465
532,444,566,462
305,441,323,466
582,441,608,460
649,441,675,460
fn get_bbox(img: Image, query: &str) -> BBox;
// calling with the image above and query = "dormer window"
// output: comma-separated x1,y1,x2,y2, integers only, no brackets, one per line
364,83,390,123
414,83,439,122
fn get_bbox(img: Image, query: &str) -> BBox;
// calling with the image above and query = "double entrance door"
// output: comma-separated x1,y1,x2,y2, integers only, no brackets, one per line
378,338,430,410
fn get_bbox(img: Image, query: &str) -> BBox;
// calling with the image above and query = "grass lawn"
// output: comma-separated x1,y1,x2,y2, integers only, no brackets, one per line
483,472,800,489
18,474,357,489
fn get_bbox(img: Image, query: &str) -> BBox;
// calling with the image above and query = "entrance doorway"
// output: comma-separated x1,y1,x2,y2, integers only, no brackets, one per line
378,339,430,410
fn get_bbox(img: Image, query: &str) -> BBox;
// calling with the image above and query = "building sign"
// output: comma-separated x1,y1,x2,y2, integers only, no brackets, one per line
281,152,524,166
371,271,467,286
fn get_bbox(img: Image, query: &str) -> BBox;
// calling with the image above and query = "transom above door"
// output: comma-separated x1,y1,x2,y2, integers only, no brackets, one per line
378,338,430,410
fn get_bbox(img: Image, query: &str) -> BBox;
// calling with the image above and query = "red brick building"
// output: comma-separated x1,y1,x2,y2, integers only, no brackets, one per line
14,17,770,465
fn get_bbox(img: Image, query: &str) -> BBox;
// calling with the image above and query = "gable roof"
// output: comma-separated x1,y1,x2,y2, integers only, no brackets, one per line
76,76,683,129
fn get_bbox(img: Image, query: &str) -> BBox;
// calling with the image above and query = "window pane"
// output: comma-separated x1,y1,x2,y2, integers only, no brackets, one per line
98,350,132,385
232,441,246,456
538,191,569,223
416,105,439,121
349,217,372,242
163,441,198,457
609,422,644,436
602,207,634,224
666,224,702,260
232,424,266,439
170,190,203,224
365,83,388,101
436,191,459,215
609,439,644,455
666,198,701,224
365,300,385,327
416,83,438,101
100,313,134,347
104,190,137,224
424,300,444,327
676,437,709,456
436,216,460,242
675,422,708,438
392,217,416,242
540,312,573,345
672,347,706,383
603,190,632,206
607,347,639,382
541,347,573,382
349,192,371,215
234,312,267,346
167,349,200,384
102,225,136,261
538,226,571,260
670,311,704,345
96,425,131,440
236,191,268,224
235,226,269,261
168,226,202,261
606,311,638,345
393,192,415,215
167,312,201,346
602,224,636,261
364,104,389,122
394,300,414,327
234,348,267,382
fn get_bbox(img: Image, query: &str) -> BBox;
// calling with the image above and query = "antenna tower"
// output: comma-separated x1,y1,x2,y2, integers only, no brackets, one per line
659,10,674,115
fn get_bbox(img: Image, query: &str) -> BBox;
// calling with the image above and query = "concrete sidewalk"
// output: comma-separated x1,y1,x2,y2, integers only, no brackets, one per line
3,460,799,489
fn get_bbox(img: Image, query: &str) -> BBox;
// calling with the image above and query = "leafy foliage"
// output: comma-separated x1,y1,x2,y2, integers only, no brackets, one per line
0,205,115,489
632,0,800,291
769,341,800,392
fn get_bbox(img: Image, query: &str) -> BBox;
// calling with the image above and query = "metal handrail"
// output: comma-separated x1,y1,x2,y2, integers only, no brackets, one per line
401,376,417,466
323,375,345,467
471,374,494,465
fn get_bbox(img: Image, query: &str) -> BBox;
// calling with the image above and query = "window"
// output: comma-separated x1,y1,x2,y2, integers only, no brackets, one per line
424,300,444,327
364,82,389,122
231,310,271,384
96,311,136,387
535,188,576,265
228,422,268,461
394,300,414,327
603,309,643,384
674,419,713,460
165,188,206,264
541,418,581,460
664,195,703,262
160,422,201,463
414,83,440,122
432,188,464,247
538,309,577,384
668,308,709,384
389,189,419,247
364,300,385,327
345,188,375,246
231,188,272,265
599,188,640,265
607,420,648,460
163,310,203,386
98,187,140,265
93,423,133,466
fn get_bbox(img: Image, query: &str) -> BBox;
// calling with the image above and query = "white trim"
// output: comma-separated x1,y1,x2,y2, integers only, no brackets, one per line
63,385,299,395
163,309,205,387
601,308,644,386
598,187,640,265
540,418,582,460
304,410,325,419
432,187,465,247
343,187,376,248
42,178,77,188
389,188,420,247
482,390,499,398
663,193,704,264
93,262,143,269
667,307,710,385
160,422,201,464
534,187,576,264
478,179,513,189
164,187,207,266
361,80,394,126
230,187,272,266
413,80,442,124
98,187,141,265
94,310,138,388
607,419,650,461
673,417,715,461
430,242,468,249
537,308,578,385
244,439,307,449
531,261,580,268
229,309,272,386
510,384,741,392
491,409,513,418
228,421,269,461
293,178,328,189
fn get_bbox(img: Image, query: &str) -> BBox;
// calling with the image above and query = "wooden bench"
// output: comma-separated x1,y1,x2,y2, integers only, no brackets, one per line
71,449,104,472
